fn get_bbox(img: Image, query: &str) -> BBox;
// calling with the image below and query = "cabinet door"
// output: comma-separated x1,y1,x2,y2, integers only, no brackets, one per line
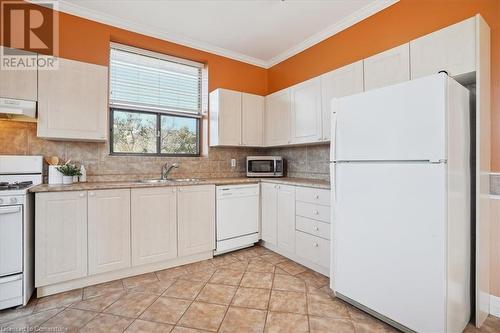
37,57,108,141
290,78,322,144
364,43,410,91
261,183,278,245
242,93,264,146
178,185,216,256
264,89,291,146
88,189,131,275
0,47,37,101
35,191,87,286
320,61,364,141
131,187,177,266
210,89,242,146
277,185,296,253
410,17,476,80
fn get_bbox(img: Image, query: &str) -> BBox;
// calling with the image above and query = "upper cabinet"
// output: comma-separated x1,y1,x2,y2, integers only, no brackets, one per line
290,77,322,144
210,89,242,146
320,61,364,141
242,92,264,146
265,89,291,146
364,43,410,91
0,47,37,101
209,89,264,147
410,17,476,81
37,57,108,141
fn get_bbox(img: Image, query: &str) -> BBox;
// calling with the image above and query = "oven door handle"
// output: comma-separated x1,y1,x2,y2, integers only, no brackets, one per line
0,206,21,215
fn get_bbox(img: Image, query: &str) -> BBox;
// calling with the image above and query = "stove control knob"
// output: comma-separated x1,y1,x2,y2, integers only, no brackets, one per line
10,197,17,204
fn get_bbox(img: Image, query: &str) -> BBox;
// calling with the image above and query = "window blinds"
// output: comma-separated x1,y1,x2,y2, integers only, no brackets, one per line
109,44,203,116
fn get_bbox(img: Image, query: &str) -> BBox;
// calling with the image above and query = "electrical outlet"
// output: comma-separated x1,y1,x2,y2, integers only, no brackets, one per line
230,159,236,168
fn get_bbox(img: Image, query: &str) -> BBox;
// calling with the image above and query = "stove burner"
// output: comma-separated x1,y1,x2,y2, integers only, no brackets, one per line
0,181,33,191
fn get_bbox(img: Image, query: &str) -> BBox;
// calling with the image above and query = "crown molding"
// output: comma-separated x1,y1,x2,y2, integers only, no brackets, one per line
267,0,399,67
33,0,399,69
51,0,270,68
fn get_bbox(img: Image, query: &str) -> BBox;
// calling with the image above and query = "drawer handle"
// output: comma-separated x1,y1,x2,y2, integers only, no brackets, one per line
315,194,320,199
314,210,319,215
314,226,319,231
313,243,319,247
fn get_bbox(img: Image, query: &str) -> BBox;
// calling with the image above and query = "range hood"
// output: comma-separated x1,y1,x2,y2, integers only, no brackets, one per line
0,97,37,122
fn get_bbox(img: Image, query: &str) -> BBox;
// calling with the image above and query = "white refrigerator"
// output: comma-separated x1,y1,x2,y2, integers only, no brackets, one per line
330,73,471,333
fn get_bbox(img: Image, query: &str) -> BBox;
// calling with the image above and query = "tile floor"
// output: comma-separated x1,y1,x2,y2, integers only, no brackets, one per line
0,245,499,333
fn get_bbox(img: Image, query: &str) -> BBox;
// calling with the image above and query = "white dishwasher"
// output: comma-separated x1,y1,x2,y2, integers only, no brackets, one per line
216,184,259,254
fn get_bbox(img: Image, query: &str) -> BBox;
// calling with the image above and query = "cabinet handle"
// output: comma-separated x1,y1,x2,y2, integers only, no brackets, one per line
89,192,94,196
314,210,319,215
315,194,320,199
277,185,281,189
313,243,319,247
314,226,319,231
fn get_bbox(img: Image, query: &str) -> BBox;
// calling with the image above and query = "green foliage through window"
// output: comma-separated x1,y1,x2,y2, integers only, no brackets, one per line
111,109,199,156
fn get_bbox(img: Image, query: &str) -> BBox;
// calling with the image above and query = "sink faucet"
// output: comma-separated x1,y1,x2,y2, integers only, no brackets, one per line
161,162,179,180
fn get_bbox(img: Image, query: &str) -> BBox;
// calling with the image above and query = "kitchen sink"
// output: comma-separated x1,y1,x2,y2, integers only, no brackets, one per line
170,178,201,182
139,179,171,184
138,178,201,184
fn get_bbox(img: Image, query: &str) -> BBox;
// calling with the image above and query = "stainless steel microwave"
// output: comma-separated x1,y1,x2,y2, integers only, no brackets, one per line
246,156,284,177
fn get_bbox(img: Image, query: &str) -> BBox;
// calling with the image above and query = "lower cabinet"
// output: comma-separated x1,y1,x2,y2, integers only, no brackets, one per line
35,185,216,291
260,183,331,275
178,185,216,256
131,187,177,266
88,189,131,275
260,183,296,253
261,183,278,245
276,185,296,253
35,191,88,286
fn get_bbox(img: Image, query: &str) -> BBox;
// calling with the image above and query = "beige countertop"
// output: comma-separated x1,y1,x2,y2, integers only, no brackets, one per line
29,177,330,193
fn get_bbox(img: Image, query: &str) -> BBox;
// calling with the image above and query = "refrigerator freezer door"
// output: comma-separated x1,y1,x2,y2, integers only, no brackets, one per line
332,162,447,332
333,74,447,162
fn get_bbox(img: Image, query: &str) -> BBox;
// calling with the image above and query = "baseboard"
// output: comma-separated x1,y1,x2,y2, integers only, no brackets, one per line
36,251,213,297
491,294,500,318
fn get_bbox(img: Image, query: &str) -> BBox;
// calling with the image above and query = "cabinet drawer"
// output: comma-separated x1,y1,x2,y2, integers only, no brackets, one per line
295,231,329,268
296,187,330,206
296,201,330,223
296,216,330,240
0,275,23,305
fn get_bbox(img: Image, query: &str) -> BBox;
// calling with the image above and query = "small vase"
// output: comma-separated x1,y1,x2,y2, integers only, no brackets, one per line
62,176,73,185
73,175,79,183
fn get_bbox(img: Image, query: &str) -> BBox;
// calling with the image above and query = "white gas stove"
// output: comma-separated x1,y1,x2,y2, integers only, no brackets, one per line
0,155,42,309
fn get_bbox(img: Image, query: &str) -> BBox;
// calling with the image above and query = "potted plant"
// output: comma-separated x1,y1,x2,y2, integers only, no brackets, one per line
56,164,81,185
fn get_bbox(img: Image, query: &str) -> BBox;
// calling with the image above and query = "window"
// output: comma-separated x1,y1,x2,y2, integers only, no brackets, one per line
109,44,203,156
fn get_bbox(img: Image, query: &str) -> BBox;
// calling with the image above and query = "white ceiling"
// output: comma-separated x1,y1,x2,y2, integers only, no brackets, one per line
56,0,398,68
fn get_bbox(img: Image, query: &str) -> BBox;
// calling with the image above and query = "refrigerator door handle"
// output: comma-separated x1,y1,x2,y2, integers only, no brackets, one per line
331,162,337,205
330,100,338,162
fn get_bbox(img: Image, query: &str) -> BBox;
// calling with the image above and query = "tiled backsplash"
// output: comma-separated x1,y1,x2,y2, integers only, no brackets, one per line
267,144,330,181
0,120,330,181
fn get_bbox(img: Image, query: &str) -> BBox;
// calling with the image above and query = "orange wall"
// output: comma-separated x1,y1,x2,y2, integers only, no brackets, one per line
2,0,499,168
268,0,500,170
0,0,268,95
